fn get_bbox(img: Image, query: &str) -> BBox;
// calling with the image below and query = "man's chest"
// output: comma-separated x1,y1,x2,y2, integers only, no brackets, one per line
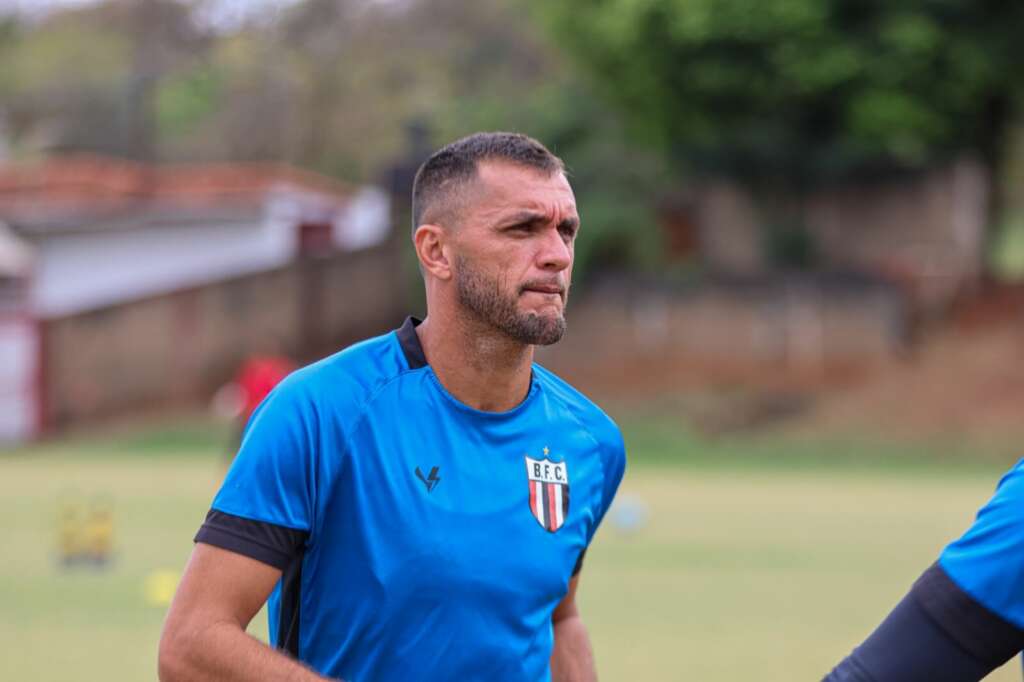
312,410,605,607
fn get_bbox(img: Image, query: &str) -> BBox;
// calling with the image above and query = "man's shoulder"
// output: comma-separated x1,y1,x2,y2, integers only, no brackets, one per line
995,458,1024,494
964,457,1024,526
533,364,624,454
936,456,1024,631
274,329,408,409
940,457,1024,568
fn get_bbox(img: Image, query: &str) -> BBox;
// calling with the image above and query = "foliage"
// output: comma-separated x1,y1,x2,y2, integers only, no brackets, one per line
538,0,1024,189
156,64,223,139
991,215,1024,280
427,1,672,281
0,0,671,279
0,0,206,158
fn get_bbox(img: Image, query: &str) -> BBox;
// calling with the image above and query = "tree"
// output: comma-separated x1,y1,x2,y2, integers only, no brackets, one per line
0,0,207,159
538,0,1024,190
0,0,671,282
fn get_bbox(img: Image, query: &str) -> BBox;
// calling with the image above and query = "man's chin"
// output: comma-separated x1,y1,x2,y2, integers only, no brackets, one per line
514,312,566,346
533,330,565,346
519,297,565,316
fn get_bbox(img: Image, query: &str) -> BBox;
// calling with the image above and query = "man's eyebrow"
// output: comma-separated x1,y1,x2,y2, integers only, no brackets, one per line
496,212,580,230
497,211,548,228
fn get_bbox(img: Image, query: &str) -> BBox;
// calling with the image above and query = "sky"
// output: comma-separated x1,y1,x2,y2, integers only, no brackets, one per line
0,0,303,29
0,0,98,16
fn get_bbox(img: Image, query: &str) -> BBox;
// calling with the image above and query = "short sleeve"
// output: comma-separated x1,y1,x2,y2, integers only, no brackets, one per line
587,426,627,546
212,376,319,534
939,459,1024,629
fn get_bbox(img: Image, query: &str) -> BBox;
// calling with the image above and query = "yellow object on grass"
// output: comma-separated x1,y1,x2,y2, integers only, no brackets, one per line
144,569,180,607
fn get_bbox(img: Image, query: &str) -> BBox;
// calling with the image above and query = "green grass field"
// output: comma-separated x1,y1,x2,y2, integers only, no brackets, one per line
1,416,1020,681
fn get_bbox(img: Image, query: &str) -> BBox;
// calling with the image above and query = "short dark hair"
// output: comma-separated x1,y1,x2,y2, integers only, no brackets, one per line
411,132,565,236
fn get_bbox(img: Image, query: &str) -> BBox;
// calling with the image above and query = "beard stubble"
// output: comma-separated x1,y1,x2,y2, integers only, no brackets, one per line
454,255,567,346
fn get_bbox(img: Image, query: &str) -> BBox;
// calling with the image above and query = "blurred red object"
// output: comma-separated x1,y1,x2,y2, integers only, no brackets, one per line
236,355,295,423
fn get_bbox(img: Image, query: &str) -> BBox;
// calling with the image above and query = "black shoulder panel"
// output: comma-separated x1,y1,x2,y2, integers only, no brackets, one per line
194,509,307,571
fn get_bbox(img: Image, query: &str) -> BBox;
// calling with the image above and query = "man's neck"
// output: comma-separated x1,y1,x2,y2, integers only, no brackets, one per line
416,312,535,413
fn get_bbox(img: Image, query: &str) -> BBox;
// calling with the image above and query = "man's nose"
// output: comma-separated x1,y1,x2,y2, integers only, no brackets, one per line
537,229,572,271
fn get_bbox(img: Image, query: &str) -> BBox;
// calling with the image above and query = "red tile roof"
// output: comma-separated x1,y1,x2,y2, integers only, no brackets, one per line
0,154,354,207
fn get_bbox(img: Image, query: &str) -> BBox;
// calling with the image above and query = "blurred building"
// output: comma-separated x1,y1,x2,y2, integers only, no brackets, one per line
687,156,989,315
0,156,401,442
596,155,988,388
538,270,908,398
0,220,35,443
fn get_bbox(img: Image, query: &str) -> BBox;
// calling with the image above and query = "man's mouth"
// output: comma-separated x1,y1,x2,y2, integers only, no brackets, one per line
521,284,565,298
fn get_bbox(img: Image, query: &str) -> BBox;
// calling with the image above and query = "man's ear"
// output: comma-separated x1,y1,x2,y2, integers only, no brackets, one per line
414,223,452,281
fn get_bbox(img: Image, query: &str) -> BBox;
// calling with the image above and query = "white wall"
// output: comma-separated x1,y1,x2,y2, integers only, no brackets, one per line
0,317,37,444
29,218,296,317
334,187,391,251
27,187,392,318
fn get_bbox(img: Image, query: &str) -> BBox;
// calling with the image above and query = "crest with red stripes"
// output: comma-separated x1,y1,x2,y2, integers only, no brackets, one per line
525,454,570,533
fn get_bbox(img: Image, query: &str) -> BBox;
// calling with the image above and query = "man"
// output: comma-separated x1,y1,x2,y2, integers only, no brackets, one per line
158,132,626,681
824,460,1024,681
221,351,296,464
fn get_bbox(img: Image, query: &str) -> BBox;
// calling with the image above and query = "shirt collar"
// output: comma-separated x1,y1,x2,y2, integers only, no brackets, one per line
395,316,428,369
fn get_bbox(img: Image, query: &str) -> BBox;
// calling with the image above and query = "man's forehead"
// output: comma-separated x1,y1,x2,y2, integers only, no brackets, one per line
472,160,577,217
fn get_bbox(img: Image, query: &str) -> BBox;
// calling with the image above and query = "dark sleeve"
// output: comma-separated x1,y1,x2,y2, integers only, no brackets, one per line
822,563,1024,682
194,509,308,571
914,562,1024,668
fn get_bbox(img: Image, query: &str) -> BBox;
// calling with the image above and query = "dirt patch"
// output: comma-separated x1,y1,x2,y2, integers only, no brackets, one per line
798,318,1024,446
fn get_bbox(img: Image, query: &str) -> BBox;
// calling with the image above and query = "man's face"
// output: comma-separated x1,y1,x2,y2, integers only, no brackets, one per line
450,160,578,346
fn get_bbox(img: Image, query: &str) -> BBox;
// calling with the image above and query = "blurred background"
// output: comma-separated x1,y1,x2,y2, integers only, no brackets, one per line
1,0,1023,679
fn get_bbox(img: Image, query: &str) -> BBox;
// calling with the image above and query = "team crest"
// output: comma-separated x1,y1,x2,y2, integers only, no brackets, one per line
525,451,569,532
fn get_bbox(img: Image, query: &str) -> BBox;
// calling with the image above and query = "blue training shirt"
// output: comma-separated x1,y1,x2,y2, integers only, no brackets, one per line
938,458,1024,630
195,317,626,681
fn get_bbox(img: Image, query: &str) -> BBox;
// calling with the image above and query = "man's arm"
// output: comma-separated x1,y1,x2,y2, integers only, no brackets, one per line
550,574,597,682
158,543,331,682
822,585,992,682
826,460,1024,682
823,563,1024,682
